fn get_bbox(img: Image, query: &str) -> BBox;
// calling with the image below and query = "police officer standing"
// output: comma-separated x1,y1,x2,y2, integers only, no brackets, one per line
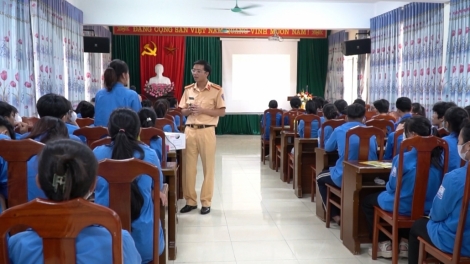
179,60,226,215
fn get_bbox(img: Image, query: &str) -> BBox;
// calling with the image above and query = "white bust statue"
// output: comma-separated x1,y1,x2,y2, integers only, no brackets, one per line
148,64,171,85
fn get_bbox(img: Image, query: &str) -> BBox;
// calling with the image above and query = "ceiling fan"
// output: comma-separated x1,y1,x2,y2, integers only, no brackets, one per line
206,0,261,16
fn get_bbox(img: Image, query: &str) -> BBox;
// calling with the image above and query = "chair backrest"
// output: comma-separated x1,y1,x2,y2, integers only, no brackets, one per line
294,114,322,138
97,158,161,263
76,118,94,128
22,116,39,127
0,139,44,207
167,109,184,130
317,111,324,117
394,136,449,220
261,109,284,135
140,127,166,167
320,119,346,145
365,111,377,121
282,111,303,131
437,127,450,138
73,127,109,148
155,118,175,132
393,129,404,157
372,114,397,123
0,198,123,264
345,126,385,161
90,137,112,149
365,119,394,135
452,163,470,262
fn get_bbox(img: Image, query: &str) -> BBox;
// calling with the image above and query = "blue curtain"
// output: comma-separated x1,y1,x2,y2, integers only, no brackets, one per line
444,0,470,106
324,31,347,102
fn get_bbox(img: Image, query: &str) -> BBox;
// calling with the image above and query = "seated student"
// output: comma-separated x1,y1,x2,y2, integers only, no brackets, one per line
431,101,457,136
361,116,444,258
298,100,322,139
141,99,153,108
261,100,282,140
0,116,16,198
167,97,186,127
7,139,141,264
394,97,413,129
442,107,468,172
75,100,86,118
318,103,339,148
313,96,326,112
354,98,366,107
75,101,95,119
372,99,390,116
0,101,28,137
24,117,70,201
411,103,426,116
384,118,407,160
64,99,86,143
283,97,302,125
316,103,378,224
153,99,179,132
138,107,165,163
334,99,348,116
93,108,166,262
408,120,470,264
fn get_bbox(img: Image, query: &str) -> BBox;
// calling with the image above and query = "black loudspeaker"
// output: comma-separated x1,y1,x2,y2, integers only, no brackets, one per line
342,39,371,56
84,36,110,53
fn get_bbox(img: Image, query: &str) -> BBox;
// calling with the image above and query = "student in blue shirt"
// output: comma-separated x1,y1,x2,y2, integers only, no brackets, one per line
442,107,468,172
411,103,425,117
75,100,95,119
354,98,366,107
318,103,339,148
408,120,470,263
430,101,457,137
153,99,179,132
334,99,348,116
297,100,322,139
361,116,444,259
0,116,16,198
0,101,28,137
384,118,408,160
371,99,390,116
316,103,378,224
394,97,413,129
313,96,326,112
7,139,141,264
93,108,166,263
94,59,141,127
261,100,282,140
168,97,186,127
138,107,165,163
141,99,153,108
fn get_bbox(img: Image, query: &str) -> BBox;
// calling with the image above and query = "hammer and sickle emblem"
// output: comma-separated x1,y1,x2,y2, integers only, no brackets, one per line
141,41,157,56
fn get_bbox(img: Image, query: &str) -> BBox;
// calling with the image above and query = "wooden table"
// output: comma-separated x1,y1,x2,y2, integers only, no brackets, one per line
269,126,286,170
162,163,179,260
280,131,296,182
342,160,391,255
314,148,339,222
293,138,318,197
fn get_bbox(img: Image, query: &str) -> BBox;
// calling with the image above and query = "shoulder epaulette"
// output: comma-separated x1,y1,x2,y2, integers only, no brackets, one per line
184,84,194,89
210,83,221,90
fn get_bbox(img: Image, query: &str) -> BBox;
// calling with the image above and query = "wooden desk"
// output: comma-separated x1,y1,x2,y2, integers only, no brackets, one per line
280,131,296,182
314,148,339,221
162,162,179,260
293,138,318,197
342,161,391,255
269,127,285,170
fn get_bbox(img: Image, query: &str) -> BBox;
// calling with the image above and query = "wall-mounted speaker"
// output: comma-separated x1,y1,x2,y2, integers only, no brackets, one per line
342,39,371,56
84,36,110,53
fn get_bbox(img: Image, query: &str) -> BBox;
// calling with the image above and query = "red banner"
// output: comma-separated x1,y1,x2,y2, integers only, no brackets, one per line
114,27,327,38
139,36,186,100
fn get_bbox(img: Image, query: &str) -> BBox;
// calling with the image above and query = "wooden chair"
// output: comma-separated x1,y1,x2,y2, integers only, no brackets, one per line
392,129,404,157
90,137,112,149
366,119,395,136
140,128,167,167
260,109,283,164
275,111,302,172
0,194,5,212
437,127,450,138
0,198,123,264
73,126,108,148
22,116,39,128
372,114,397,123
365,111,377,121
155,118,176,132
288,114,322,184
417,162,470,264
326,126,385,235
0,139,44,208
76,118,94,128
98,158,162,264
167,109,184,131
317,111,324,117
372,136,449,264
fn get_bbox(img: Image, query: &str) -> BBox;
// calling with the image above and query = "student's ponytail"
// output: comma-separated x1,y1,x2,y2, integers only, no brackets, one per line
153,99,169,118
138,107,157,128
104,59,130,92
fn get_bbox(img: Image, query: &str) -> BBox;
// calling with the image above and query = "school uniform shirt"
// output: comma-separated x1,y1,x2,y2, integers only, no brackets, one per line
384,131,404,160
174,115,187,127
149,137,166,164
94,83,142,127
442,133,460,172
394,113,412,129
93,144,165,263
66,123,86,143
325,121,378,187
77,113,82,118
318,124,334,148
378,148,442,215
8,226,142,264
0,134,11,198
19,131,83,143
260,112,282,140
297,117,324,139
427,164,470,256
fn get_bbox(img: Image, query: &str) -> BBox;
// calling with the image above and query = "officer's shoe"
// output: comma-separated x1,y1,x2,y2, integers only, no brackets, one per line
180,205,197,213
201,207,211,215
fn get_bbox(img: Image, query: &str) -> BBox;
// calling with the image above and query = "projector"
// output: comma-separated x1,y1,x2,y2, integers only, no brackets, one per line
268,35,283,42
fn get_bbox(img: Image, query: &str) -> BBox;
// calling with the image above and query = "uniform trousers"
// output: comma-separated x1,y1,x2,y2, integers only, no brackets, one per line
183,126,216,207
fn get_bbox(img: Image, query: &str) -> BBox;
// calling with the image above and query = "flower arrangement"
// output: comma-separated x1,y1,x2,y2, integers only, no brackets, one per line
296,91,313,109
144,82,174,99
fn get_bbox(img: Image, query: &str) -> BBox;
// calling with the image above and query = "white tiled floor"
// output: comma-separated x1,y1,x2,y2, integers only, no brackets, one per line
171,135,406,264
